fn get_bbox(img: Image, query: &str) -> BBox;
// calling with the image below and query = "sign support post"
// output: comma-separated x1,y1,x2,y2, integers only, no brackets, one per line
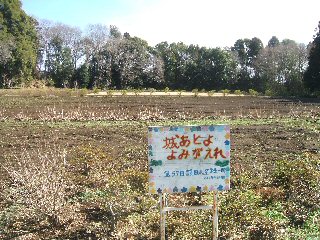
159,192,219,240
213,191,218,240
160,193,166,240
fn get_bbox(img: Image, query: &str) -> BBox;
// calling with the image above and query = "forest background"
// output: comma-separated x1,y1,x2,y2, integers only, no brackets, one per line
0,0,320,96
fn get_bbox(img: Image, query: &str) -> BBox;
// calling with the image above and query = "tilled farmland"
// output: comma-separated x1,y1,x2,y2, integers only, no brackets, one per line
0,90,319,239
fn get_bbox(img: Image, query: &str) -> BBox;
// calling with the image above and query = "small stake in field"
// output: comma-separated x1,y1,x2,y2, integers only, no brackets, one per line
148,125,231,239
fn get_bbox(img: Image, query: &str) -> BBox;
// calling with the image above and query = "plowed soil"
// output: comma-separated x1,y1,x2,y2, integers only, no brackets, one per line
0,95,319,178
0,92,319,239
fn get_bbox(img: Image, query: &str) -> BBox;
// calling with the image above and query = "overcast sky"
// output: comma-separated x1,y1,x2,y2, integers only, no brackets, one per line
22,0,320,48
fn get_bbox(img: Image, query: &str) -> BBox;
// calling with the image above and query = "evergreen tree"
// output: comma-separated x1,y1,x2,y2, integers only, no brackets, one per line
304,21,320,93
0,0,38,87
268,36,280,48
73,63,89,88
231,38,263,91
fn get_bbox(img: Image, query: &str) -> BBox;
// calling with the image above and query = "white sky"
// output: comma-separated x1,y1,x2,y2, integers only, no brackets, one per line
22,0,320,48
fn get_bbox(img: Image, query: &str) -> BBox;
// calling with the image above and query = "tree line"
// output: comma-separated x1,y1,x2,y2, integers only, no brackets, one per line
0,0,319,96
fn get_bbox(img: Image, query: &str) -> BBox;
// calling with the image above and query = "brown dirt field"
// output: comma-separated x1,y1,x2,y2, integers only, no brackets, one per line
0,95,318,187
0,92,319,239
0,95,319,187
1,95,319,119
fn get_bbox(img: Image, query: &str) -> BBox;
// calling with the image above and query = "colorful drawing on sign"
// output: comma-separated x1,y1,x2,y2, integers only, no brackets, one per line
148,125,231,194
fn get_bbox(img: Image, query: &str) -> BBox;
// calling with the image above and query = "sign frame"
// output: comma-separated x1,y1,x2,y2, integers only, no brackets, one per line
148,124,231,240
148,124,231,194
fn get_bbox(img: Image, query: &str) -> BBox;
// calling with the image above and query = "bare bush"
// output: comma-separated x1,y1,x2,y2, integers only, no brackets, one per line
1,148,73,227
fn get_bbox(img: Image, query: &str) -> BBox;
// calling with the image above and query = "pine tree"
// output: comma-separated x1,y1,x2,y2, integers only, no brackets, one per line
304,21,320,93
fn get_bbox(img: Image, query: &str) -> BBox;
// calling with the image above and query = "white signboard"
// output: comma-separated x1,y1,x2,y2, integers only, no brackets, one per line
148,125,230,194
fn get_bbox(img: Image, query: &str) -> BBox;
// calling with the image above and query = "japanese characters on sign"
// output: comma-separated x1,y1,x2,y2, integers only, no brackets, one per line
148,125,231,194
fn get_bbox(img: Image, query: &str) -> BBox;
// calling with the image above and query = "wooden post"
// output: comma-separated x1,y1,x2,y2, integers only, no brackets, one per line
212,191,218,240
160,193,166,240
159,192,218,239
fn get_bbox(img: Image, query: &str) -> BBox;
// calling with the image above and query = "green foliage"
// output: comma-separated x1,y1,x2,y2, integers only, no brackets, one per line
268,36,280,48
74,64,90,88
148,88,156,95
133,88,141,96
304,21,320,93
249,88,259,96
219,190,281,239
0,205,22,232
208,90,216,96
221,89,230,96
164,86,170,93
47,39,74,88
192,88,199,97
272,153,320,226
79,88,88,97
107,89,114,96
0,0,38,87
234,89,242,95
262,202,288,224
67,145,111,187
231,37,264,91
312,90,320,98
265,89,273,96
155,42,238,91
272,154,319,196
93,87,100,94
292,210,320,238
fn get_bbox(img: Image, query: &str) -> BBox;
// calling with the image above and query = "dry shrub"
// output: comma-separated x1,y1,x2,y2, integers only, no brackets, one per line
256,187,286,204
1,148,76,228
67,145,116,189
272,154,320,210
